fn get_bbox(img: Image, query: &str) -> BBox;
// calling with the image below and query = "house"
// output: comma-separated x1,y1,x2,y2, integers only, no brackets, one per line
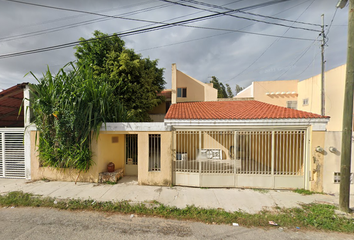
233,64,354,194
0,83,29,179
26,64,330,192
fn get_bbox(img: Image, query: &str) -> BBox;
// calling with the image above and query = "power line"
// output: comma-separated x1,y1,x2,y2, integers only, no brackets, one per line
179,0,321,27
0,2,173,42
0,2,316,59
1,0,286,43
138,1,312,52
161,0,320,32
225,0,317,83
275,38,319,80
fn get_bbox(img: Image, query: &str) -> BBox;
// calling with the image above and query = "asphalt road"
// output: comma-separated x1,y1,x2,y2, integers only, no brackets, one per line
0,207,353,240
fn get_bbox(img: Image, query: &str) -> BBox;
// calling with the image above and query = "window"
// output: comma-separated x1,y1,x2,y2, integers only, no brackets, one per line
287,101,297,110
303,98,309,106
177,88,187,98
149,134,161,171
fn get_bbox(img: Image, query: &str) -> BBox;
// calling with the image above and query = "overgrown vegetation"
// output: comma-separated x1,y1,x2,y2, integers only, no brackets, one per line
293,189,325,195
28,63,134,175
75,30,166,121
1,191,353,233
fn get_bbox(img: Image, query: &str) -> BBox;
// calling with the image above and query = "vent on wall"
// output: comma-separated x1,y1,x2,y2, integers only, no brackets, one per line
333,172,354,184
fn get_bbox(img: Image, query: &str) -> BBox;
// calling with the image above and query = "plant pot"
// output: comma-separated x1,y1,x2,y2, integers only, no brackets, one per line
107,162,115,172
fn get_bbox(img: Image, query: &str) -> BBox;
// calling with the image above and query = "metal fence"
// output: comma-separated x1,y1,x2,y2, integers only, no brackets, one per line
173,130,305,176
0,129,25,178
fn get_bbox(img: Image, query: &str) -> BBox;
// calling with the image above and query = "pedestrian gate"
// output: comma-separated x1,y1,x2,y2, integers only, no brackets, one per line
0,128,25,178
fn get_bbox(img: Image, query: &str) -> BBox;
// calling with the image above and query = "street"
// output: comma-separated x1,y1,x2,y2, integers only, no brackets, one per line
0,207,353,240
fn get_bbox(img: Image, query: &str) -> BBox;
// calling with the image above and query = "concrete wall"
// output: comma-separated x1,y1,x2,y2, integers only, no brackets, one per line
138,131,172,186
298,64,346,131
30,131,173,186
323,131,354,194
30,131,100,182
253,80,298,107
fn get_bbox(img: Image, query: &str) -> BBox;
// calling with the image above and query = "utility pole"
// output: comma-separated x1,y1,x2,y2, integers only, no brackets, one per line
338,0,354,213
321,14,326,116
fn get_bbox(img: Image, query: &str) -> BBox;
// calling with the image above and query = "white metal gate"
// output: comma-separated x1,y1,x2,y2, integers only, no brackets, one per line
0,128,25,178
173,129,307,189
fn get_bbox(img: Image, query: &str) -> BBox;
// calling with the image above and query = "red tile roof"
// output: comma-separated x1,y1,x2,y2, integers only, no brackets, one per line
0,83,28,127
165,100,329,120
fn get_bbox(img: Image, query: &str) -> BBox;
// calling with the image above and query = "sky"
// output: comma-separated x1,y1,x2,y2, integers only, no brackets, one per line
0,0,349,95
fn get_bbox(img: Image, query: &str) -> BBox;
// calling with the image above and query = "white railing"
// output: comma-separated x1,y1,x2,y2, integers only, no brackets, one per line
173,130,305,176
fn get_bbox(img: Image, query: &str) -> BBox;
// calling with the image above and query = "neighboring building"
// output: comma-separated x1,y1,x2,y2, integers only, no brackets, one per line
0,83,29,179
148,63,217,121
234,80,299,109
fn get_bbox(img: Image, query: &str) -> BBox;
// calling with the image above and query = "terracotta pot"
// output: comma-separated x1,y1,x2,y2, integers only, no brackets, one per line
107,162,115,172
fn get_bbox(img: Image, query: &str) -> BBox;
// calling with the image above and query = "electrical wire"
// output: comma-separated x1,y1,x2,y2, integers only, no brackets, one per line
137,1,311,53
225,0,316,83
161,0,320,32
0,2,317,59
180,0,321,27
0,2,173,42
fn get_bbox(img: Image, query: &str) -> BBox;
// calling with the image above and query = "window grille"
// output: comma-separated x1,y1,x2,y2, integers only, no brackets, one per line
149,134,161,171
126,134,138,165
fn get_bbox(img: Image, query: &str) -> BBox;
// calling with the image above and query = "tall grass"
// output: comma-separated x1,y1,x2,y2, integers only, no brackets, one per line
27,63,133,173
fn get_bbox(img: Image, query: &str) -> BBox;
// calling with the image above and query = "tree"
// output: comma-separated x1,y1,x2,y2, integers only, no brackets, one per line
226,84,234,98
75,30,165,121
210,76,227,98
235,84,244,95
27,63,134,177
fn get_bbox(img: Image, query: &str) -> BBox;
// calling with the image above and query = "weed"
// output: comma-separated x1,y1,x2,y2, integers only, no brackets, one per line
104,181,118,185
1,191,353,233
293,189,324,195
252,188,269,194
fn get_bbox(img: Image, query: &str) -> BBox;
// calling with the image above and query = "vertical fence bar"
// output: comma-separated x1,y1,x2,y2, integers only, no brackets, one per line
199,131,202,175
271,131,275,176
2,132,5,177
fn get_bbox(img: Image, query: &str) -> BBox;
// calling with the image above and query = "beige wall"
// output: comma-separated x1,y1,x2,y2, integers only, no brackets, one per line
30,131,100,182
234,84,253,98
323,131,354,194
171,63,217,103
31,131,173,186
298,65,346,131
234,80,298,108
253,80,298,107
138,131,172,186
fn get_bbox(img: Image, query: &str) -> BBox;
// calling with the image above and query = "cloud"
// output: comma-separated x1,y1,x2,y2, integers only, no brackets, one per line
0,0,348,92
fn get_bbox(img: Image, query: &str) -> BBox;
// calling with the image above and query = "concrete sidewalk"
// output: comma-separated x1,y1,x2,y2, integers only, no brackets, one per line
1,177,353,214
